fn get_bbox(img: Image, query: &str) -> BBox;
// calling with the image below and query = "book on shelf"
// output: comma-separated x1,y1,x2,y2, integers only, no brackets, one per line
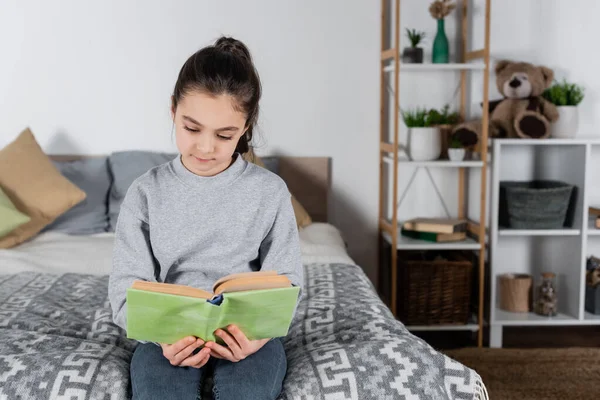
126,270,300,344
588,207,600,229
402,218,467,234
401,227,466,242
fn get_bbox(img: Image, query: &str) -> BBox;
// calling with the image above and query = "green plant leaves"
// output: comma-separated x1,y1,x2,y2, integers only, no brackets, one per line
542,79,584,106
402,104,460,127
405,28,425,48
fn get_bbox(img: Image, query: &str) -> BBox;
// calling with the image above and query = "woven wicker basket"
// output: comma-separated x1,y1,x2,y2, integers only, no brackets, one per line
499,180,576,229
498,273,532,312
397,251,473,325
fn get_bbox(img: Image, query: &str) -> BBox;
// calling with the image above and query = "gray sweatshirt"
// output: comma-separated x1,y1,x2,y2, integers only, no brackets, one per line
108,153,304,331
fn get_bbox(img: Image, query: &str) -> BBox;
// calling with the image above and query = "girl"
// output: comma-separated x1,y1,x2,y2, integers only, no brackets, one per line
108,36,304,400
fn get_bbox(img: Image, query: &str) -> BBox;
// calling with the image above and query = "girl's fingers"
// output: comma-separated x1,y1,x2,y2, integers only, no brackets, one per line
192,356,210,369
225,325,251,351
161,336,196,359
171,338,204,365
180,347,211,368
205,341,235,362
214,329,243,360
161,336,194,358
209,350,224,359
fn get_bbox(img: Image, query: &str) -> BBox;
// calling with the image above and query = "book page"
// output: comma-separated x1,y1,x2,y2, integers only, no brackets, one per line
213,275,291,295
212,270,278,292
131,280,212,299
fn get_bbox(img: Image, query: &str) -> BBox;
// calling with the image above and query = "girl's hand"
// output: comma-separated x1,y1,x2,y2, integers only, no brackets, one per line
205,325,269,362
159,336,211,368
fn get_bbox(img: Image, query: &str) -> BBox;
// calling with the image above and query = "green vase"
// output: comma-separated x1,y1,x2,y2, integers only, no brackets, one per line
432,19,449,63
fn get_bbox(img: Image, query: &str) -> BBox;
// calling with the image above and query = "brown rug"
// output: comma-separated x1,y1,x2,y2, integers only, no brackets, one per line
444,347,600,400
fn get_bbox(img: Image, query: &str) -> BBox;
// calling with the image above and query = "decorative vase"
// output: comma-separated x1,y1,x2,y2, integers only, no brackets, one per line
534,272,558,317
407,127,441,161
432,19,449,64
448,148,465,161
550,106,579,138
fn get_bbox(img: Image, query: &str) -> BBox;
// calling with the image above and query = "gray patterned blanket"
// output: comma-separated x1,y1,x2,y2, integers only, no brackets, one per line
0,263,487,399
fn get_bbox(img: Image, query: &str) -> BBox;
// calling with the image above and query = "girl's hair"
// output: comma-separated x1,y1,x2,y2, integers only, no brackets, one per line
172,36,261,155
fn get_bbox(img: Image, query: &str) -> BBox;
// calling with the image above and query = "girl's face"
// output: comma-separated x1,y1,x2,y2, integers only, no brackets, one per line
173,90,247,177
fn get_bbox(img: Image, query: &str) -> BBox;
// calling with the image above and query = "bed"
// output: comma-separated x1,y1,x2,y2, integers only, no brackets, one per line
0,148,487,399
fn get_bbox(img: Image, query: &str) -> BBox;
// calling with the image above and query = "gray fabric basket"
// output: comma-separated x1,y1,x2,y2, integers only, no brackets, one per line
499,180,577,229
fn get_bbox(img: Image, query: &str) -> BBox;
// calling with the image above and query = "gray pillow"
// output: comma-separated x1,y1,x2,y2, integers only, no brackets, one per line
107,151,177,231
43,158,111,234
260,156,279,174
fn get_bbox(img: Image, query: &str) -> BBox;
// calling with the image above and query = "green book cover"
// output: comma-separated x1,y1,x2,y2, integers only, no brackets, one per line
126,286,300,344
401,227,465,242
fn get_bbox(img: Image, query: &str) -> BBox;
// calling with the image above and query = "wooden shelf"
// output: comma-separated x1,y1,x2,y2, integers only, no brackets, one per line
382,155,484,168
382,231,481,250
377,0,491,348
383,62,486,73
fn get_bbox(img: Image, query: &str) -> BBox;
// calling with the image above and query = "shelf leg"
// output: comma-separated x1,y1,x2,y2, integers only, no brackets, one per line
489,325,503,348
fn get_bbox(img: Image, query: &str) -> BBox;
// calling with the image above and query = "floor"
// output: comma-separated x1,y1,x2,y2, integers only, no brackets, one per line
417,326,600,399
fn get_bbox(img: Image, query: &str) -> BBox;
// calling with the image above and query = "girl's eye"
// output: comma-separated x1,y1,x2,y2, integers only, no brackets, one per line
218,135,233,141
184,126,199,133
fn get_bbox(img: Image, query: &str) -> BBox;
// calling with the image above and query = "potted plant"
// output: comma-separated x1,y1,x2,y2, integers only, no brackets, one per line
402,29,425,64
542,79,585,138
402,107,441,161
427,104,461,158
427,104,460,127
447,137,465,161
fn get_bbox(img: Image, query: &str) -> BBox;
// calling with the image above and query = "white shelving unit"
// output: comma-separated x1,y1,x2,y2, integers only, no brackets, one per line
489,137,600,348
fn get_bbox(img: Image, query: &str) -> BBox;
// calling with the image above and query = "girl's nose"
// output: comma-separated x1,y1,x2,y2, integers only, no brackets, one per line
196,135,214,154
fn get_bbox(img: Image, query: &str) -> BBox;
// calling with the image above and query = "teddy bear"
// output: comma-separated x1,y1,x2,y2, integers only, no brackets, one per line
451,59,560,150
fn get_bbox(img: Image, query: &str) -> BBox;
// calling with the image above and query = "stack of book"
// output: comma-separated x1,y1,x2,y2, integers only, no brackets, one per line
400,218,467,243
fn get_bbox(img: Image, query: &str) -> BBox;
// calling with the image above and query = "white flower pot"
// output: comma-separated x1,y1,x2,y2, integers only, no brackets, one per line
407,127,441,161
551,106,579,139
448,148,465,161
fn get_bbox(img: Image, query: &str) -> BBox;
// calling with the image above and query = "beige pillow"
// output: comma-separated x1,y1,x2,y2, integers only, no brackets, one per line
243,149,313,229
0,128,86,248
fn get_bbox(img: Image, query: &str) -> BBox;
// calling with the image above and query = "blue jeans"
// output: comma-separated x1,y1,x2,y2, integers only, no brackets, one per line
130,338,287,400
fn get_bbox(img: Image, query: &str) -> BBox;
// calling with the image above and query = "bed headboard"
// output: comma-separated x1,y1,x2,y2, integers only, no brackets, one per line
50,155,331,222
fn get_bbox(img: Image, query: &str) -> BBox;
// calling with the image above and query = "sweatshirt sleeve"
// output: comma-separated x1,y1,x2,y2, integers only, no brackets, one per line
108,199,160,332
259,188,305,309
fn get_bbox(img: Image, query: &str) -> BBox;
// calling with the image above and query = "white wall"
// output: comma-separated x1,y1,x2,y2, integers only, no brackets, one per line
1,0,599,287
0,0,381,282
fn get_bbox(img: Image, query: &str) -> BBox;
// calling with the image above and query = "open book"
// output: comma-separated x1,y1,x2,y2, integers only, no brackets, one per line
126,271,300,344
